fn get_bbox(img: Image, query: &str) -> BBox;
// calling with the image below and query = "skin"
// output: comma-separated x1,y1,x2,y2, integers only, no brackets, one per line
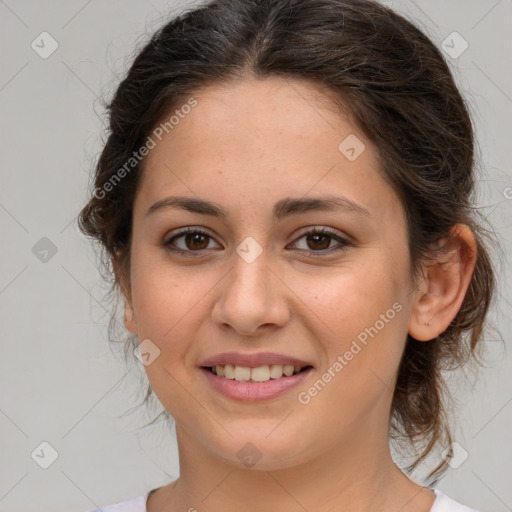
117,76,477,512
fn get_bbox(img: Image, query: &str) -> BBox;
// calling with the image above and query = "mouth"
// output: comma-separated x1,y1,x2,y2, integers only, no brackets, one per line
198,352,315,401
200,363,315,402
201,364,314,382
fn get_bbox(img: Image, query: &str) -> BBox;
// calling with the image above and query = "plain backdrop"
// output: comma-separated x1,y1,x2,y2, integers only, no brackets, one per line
1,1,511,511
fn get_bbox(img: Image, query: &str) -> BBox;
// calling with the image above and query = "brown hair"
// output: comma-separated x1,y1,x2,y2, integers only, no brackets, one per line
78,0,497,486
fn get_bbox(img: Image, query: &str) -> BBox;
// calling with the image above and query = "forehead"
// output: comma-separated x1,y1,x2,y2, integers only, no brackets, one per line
147,77,350,159
135,77,402,224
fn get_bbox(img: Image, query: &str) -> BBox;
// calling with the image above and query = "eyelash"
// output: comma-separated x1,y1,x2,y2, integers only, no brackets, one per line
163,226,351,257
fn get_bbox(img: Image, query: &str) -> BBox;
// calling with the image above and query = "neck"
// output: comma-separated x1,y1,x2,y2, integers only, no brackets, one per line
147,423,435,512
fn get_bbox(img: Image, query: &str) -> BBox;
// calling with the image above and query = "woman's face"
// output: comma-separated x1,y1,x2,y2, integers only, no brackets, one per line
123,76,418,470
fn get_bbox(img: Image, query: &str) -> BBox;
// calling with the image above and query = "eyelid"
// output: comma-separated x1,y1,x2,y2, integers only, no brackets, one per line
287,226,352,254
164,226,220,254
291,225,349,241
163,225,352,257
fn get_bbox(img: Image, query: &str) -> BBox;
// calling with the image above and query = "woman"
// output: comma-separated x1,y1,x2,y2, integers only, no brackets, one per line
79,0,496,510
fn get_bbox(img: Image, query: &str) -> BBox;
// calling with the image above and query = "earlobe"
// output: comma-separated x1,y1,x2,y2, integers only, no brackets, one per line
408,224,477,342
123,298,138,334
111,254,138,335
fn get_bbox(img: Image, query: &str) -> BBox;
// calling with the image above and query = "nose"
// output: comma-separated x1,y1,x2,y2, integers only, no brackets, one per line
211,249,291,336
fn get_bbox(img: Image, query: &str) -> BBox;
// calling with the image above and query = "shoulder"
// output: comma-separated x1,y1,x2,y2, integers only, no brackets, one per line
431,489,480,512
84,492,149,512
82,487,479,512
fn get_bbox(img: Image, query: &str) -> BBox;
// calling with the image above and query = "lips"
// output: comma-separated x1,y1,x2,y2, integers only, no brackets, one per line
201,365,314,402
199,351,314,369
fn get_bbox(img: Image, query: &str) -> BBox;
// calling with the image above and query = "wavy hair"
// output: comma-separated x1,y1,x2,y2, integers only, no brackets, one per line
78,0,497,486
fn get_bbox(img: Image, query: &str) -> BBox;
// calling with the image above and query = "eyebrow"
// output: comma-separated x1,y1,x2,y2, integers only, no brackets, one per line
145,194,371,220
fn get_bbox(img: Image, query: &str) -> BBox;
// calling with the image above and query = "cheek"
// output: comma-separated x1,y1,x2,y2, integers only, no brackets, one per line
304,256,408,389
307,257,403,333
127,270,193,392
129,261,208,415
130,246,202,333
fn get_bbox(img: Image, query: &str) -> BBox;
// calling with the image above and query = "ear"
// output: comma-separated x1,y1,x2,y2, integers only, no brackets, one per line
408,224,477,341
111,254,138,335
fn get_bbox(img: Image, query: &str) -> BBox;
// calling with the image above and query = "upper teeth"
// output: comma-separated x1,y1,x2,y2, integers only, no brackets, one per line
211,364,305,382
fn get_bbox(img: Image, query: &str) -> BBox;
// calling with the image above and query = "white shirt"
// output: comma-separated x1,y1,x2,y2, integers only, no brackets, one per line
85,488,480,511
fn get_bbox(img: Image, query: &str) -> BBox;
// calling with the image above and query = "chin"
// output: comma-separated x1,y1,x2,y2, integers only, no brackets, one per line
210,432,309,472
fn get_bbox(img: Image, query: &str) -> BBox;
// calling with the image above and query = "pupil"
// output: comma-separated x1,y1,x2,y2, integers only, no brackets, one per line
186,233,208,250
184,232,331,251
308,234,330,250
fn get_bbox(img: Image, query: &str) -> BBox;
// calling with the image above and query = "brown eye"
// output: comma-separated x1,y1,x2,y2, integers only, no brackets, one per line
164,227,220,256
290,227,351,255
182,232,209,250
164,226,350,258
304,232,332,251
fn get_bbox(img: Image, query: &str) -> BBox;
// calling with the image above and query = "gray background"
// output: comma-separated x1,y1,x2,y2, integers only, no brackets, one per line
1,1,511,511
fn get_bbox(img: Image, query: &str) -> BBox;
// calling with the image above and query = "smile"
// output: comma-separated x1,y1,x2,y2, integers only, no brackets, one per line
206,364,312,381
200,365,314,402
